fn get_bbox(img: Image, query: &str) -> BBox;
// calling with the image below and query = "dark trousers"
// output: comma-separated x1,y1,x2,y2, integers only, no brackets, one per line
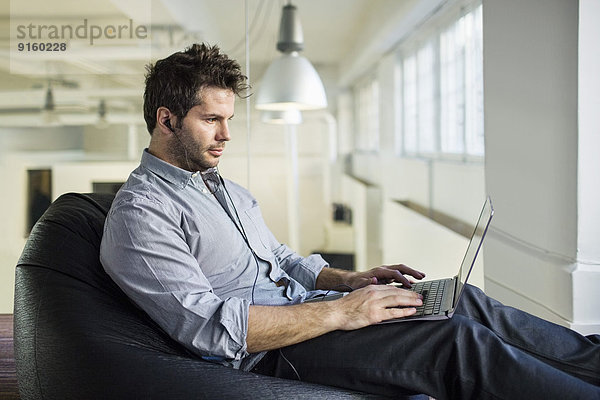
253,285,600,400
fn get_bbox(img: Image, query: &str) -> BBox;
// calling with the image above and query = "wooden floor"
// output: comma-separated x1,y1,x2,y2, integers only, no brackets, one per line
0,314,19,399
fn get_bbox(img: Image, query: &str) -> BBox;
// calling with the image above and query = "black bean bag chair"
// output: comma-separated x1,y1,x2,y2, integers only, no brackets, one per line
14,192,427,399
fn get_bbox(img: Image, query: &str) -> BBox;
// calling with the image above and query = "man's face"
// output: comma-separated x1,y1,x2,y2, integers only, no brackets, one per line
170,86,235,172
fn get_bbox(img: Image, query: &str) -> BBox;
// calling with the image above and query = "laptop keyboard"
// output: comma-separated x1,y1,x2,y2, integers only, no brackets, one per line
409,280,448,316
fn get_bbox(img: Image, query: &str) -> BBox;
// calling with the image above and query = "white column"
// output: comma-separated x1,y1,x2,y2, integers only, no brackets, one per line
285,124,300,252
482,0,600,334
573,0,600,334
127,124,138,160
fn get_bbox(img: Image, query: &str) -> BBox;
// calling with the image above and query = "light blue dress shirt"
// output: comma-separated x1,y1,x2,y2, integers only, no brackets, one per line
100,150,329,370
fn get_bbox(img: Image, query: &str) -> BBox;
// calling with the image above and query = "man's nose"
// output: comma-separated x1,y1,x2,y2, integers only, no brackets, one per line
217,121,230,141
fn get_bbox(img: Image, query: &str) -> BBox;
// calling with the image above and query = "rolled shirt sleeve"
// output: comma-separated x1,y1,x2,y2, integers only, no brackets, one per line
273,244,328,290
100,194,250,364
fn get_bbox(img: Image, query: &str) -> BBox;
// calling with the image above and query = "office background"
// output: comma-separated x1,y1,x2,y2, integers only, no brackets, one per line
0,0,598,334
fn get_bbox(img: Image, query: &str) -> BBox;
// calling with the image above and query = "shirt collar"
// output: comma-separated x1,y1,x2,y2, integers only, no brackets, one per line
141,149,203,189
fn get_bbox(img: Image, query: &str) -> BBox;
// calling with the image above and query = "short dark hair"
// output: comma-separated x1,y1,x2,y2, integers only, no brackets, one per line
143,43,249,134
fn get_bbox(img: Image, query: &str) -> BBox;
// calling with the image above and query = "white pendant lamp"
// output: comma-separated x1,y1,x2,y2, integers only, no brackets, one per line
256,3,327,111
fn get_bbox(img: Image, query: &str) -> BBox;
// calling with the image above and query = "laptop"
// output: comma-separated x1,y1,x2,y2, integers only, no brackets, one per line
381,196,494,323
306,197,494,322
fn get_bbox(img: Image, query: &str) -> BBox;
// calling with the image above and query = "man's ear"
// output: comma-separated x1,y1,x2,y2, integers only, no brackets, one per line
156,107,175,134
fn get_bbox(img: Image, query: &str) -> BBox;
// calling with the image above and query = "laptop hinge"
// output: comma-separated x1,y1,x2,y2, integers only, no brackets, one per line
443,277,458,316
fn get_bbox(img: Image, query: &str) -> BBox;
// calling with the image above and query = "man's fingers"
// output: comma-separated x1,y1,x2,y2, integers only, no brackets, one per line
370,266,423,288
390,272,412,288
367,287,423,322
375,267,409,282
363,285,423,306
392,264,426,280
386,306,418,320
385,290,423,307
352,264,426,290
339,286,423,328
379,264,426,287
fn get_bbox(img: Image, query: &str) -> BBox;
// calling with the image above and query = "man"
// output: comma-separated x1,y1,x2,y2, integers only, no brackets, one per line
100,43,600,399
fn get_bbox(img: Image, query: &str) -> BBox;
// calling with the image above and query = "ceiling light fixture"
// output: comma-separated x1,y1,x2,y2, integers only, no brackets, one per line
43,86,55,112
41,86,60,125
95,99,109,129
256,2,327,111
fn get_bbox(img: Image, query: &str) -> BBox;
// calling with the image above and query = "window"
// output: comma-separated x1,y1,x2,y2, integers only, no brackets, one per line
463,5,484,156
417,41,437,154
440,18,466,154
402,55,417,153
354,76,380,152
396,2,483,159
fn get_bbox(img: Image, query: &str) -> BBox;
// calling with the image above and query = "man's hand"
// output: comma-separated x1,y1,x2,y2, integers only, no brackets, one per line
247,284,423,352
347,264,426,289
316,264,426,291
331,284,423,330
247,263,426,353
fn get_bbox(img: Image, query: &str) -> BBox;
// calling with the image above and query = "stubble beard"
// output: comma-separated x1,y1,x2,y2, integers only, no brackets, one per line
170,133,219,172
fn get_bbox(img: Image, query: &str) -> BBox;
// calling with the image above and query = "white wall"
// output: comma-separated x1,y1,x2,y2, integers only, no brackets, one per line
53,161,139,196
83,124,148,160
575,0,600,333
482,0,600,334
339,175,382,271
0,155,34,313
0,126,87,313
0,126,84,152
578,2,600,263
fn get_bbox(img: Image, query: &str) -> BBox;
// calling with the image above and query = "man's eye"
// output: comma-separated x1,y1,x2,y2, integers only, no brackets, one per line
206,118,217,123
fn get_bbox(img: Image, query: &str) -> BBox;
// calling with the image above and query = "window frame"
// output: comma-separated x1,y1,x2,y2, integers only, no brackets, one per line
353,73,381,153
393,0,484,163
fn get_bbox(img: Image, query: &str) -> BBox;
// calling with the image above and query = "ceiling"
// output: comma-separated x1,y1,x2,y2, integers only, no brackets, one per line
0,0,420,127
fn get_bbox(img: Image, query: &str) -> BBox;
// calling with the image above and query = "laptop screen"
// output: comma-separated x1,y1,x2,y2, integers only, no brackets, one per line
453,197,494,309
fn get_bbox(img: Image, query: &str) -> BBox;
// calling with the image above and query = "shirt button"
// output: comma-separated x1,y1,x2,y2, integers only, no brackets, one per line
192,172,198,178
